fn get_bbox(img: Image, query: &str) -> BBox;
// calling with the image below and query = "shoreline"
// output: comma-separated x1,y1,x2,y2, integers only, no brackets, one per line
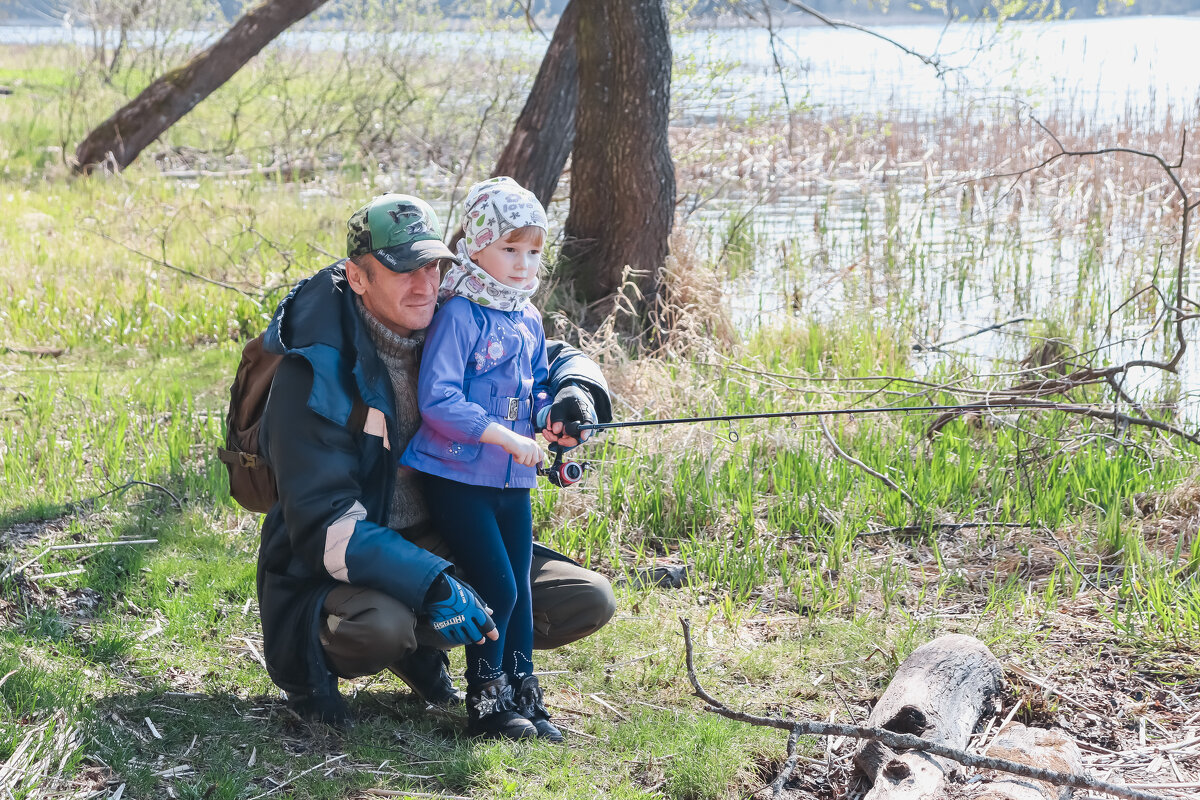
3,9,1199,31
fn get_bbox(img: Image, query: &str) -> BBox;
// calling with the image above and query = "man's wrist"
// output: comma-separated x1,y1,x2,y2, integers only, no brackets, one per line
424,573,451,606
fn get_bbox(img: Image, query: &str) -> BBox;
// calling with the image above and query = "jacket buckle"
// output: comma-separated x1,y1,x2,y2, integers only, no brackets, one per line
506,397,520,421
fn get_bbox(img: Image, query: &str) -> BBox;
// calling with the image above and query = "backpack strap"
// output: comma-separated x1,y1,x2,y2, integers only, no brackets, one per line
348,396,369,436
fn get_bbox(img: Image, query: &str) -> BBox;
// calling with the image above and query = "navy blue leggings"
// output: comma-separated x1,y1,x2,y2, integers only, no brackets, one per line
421,475,534,687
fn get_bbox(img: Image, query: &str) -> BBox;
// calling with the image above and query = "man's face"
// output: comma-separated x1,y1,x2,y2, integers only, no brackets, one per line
348,256,441,337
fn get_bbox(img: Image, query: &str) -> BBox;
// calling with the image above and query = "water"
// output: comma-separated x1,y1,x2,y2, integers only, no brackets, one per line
674,18,1200,124
4,16,1200,123
6,15,1200,412
668,18,1200,413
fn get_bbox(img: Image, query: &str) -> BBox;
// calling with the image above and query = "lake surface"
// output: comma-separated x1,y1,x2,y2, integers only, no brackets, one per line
676,17,1200,123
6,14,1200,410
3,16,1199,123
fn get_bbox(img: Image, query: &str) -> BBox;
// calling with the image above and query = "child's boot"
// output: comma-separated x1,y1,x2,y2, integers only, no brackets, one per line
466,675,537,740
515,675,564,742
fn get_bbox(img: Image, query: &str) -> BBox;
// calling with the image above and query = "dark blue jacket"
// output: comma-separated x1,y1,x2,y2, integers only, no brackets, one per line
256,263,610,696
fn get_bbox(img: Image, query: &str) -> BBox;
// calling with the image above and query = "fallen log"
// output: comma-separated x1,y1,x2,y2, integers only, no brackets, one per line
968,723,1084,800
853,633,1005,799
679,619,1168,800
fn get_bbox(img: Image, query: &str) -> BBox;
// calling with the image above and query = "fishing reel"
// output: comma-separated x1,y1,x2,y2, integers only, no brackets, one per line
538,446,588,487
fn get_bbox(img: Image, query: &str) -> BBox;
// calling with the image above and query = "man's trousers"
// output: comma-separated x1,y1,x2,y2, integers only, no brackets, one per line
318,531,615,679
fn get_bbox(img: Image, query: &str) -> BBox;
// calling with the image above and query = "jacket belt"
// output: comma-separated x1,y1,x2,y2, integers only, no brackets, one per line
486,396,532,421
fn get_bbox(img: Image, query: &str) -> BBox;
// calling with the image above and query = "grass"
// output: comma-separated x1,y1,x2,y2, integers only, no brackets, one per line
4,13,1200,800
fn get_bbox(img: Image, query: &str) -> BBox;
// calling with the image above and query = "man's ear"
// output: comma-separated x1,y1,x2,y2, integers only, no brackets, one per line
345,257,369,296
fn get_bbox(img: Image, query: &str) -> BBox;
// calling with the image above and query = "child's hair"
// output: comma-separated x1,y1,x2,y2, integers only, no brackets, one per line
501,225,546,248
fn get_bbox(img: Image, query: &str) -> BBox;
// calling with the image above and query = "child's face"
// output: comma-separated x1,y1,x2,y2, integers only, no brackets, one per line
473,231,541,290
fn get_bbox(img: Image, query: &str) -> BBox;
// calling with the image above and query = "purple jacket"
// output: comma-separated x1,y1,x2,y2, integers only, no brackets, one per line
401,295,550,489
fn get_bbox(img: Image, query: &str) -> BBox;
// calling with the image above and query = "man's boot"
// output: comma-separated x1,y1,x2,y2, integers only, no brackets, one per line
285,674,353,728
514,674,564,743
466,675,537,740
388,646,465,708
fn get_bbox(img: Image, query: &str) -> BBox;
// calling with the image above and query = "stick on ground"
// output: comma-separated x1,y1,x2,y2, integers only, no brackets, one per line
678,618,1171,800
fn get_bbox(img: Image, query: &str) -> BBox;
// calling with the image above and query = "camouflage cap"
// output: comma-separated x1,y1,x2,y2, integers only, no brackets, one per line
346,194,455,273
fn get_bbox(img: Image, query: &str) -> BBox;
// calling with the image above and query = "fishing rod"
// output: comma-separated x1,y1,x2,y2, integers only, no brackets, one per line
538,398,1105,486
573,399,1090,436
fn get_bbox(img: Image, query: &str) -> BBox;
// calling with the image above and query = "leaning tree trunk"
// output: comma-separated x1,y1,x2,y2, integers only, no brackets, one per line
492,0,580,207
560,0,675,320
73,0,329,174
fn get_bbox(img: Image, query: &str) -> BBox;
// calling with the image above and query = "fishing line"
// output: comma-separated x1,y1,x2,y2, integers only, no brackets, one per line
573,399,1109,434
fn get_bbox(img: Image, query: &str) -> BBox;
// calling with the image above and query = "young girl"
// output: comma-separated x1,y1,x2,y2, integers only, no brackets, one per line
401,177,562,742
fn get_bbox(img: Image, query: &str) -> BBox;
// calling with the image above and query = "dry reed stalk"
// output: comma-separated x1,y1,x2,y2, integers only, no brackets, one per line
0,711,84,798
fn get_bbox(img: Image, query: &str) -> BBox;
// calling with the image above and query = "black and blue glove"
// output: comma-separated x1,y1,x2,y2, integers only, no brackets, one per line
541,384,596,443
422,573,495,646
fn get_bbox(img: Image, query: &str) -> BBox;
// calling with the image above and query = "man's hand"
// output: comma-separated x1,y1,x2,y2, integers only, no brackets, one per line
542,385,596,448
423,574,498,646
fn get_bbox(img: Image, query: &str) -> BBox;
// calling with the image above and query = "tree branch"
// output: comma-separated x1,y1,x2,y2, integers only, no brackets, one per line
818,415,917,507
84,228,262,304
776,0,950,77
679,618,1170,800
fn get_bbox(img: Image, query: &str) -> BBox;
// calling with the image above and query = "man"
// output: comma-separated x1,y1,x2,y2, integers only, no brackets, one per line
257,193,614,726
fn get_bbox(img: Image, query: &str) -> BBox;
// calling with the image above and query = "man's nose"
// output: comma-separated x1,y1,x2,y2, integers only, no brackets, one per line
415,268,438,293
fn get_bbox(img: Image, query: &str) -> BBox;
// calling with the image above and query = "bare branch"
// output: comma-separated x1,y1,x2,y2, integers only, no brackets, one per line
926,395,1200,446
987,114,1193,375
818,415,917,507
776,0,950,78
84,228,263,304
679,618,1171,800
913,317,1031,353
771,725,803,798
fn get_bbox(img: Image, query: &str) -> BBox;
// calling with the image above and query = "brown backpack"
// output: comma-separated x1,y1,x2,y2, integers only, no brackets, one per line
217,334,283,513
217,333,371,514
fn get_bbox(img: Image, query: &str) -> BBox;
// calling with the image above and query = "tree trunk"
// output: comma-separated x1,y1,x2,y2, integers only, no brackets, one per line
492,0,580,208
853,634,1005,800
560,0,675,321
73,0,329,174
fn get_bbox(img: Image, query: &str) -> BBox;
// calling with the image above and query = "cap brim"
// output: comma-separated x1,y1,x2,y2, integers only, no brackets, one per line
373,238,456,273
